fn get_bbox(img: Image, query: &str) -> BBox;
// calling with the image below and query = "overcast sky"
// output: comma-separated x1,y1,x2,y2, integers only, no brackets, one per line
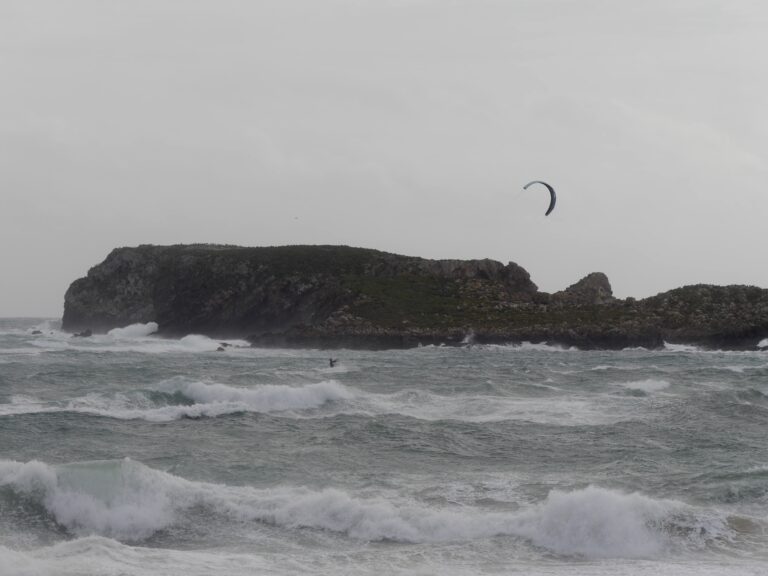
1,0,766,316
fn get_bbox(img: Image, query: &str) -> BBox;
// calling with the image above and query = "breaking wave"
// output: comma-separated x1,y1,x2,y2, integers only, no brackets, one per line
498,342,579,352
2,359,684,426
0,459,740,559
9,322,252,355
0,378,642,425
664,343,703,353
107,322,159,338
72,380,353,421
156,378,354,414
0,380,352,421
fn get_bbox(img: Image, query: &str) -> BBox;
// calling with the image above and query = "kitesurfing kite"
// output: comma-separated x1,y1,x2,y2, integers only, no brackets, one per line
523,181,556,216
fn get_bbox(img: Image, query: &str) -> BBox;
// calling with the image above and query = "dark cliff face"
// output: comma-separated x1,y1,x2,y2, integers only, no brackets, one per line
637,284,768,348
62,248,159,332
62,244,768,349
62,244,538,337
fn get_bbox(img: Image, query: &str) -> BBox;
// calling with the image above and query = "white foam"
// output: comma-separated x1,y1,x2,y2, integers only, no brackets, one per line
2,538,765,576
0,379,352,422
588,364,653,372
160,334,250,353
65,396,249,422
0,537,273,576
266,485,733,557
617,379,671,393
0,395,57,417
659,343,768,357
743,463,768,475
346,387,637,426
510,342,579,352
515,486,671,558
178,334,224,351
722,365,746,373
0,347,47,356
0,459,177,540
248,484,732,558
165,379,351,410
0,459,741,560
25,330,251,355
107,322,159,338
10,382,639,426
664,342,702,353
3,385,626,426
72,380,352,421
1,366,658,426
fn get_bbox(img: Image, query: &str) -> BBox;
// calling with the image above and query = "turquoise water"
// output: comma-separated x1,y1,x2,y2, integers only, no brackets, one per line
1,318,767,575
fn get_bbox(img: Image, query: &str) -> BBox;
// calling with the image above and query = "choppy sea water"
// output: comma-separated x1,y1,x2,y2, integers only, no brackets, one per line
1,317,768,576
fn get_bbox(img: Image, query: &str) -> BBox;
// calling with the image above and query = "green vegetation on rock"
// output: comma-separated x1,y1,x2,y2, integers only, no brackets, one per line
62,244,768,350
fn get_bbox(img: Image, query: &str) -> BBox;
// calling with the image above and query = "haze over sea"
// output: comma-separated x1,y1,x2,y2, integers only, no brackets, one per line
2,317,768,575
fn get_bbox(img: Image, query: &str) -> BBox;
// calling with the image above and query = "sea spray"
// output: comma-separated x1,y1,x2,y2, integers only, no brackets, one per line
0,459,737,558
0,381,353,421
107,322,159,339
156,378,353,412
1,459,178,540
515,486,671,558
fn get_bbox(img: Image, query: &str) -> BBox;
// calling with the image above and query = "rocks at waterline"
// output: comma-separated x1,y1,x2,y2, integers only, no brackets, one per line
62,244,768,350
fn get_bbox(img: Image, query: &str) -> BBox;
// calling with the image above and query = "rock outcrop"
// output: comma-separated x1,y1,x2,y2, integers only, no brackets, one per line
63,244,537,338
62,244,768,350
552,272,614,306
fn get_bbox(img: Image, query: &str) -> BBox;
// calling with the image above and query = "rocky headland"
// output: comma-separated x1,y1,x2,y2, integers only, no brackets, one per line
62,244,768,350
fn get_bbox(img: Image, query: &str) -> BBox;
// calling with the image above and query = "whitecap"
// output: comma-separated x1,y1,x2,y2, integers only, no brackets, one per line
107,322,159,338
27,330,251,355
616,379,671,393
0,395,57,417
343,386,639,426
0,459,741,560
663,342,702,353
156,378,353,413
0,459,183,541
59,380,353,422
511,342,579,352
514,486,672,558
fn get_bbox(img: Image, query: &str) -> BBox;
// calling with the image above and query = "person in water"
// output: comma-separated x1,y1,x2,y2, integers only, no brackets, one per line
329,358,338,367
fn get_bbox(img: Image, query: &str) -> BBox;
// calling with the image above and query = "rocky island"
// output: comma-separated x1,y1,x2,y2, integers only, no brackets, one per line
62,244,768,350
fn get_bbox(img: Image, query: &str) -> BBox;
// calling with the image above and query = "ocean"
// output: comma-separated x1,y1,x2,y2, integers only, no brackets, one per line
1,317,767,575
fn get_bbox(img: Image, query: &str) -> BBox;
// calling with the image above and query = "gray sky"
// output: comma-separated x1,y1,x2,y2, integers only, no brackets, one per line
2,0,766,316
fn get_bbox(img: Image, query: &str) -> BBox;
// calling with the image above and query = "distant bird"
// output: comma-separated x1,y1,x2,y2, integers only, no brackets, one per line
523,180,557,216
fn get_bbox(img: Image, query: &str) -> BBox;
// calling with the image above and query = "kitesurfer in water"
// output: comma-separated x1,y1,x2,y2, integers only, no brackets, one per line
329,358,338,367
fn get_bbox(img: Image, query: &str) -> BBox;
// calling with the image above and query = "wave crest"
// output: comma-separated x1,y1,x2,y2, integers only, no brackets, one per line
0,459,177,540
71,380,352,422
106,322,159,338
517,486,672,557
159,378,352,412
0,459,737,558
